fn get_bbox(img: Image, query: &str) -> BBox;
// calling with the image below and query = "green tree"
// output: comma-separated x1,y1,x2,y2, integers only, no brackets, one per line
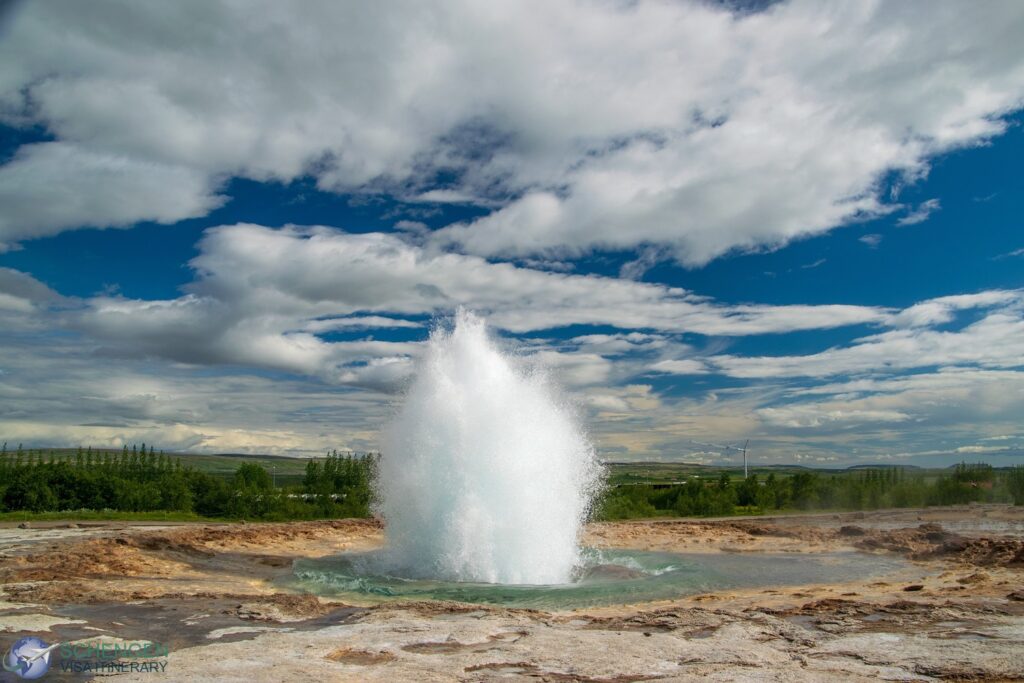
160,474,194,511
234,463,273,490
736,474,759,507
1006,466,1024,506
789,472,817,509
304,460,322,489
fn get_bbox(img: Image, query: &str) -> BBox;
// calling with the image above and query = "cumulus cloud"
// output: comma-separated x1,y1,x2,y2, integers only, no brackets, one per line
62,224,1024,398
0,336,392,455
0,0,1021,260
759,368,1024,449
4,263,1023,461
710,292,1024,379
3,1,1024,463
77,292,421,389
0,267,61,309
0,267,70,333
428,2,1024,263
62,223,896,390
891,290,1021,328
0,143,225,248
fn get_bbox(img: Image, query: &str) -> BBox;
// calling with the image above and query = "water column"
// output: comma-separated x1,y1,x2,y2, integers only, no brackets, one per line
377,309,602,584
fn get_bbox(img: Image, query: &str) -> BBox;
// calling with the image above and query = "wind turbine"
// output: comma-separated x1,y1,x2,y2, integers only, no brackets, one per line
689,439,750,479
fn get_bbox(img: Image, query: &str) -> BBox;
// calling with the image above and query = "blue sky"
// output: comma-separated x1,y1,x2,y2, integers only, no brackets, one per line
1,1,1022,466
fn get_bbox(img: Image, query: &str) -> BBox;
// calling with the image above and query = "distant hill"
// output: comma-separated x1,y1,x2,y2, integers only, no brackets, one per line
205,452,313,461
846,464,923,470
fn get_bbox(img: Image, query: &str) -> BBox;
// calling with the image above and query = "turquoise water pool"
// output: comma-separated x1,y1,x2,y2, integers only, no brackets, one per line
288,548,908,609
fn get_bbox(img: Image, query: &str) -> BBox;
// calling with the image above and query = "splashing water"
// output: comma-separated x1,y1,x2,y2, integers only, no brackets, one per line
376,309,602,585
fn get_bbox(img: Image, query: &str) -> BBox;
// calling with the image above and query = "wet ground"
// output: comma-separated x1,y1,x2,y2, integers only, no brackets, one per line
1,507,1022,681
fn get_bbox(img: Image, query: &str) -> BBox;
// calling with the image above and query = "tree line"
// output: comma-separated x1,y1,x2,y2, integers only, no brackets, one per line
597,463,1024,520
0,444,375,520
3,444,1022,522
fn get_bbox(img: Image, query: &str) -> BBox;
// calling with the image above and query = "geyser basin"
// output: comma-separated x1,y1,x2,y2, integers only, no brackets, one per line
289,549,908,609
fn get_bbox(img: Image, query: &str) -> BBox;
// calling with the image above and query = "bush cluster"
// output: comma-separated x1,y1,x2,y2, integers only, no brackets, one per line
596,463,1024,520
0,444,376,520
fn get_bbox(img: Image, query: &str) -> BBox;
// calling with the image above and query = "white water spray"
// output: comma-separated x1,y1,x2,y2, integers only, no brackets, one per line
377,309,602,585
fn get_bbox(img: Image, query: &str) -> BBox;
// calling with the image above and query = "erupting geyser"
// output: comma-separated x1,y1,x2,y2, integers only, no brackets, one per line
376,309,602,585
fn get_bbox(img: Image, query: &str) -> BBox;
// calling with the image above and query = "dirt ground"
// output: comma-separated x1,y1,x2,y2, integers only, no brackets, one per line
1,506,1022,681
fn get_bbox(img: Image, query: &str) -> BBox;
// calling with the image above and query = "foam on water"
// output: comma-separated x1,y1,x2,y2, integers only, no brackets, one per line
376,309,602,585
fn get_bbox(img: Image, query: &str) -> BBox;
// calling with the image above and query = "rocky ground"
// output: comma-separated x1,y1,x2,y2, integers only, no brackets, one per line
0,506,1021,681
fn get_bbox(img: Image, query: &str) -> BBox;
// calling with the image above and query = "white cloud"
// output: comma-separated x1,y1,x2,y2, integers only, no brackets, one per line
619,246,670,280
0,267,69,331
393,221,430,237
4,264,1023,461
411,189,483,205
525,350,613,387
0,143,225,248
77,293,421,389
302,316,423,333
0,0,1020,260
648,359,709,375
956,445,1013,454
566,333,669,356
59,224,895,391
711,291,1024,378
757,405,911,429
61,225,1024,400
859,233,883,248
994,246,1024,260
0,267,61,307
891,290,1020,327
0,359,391,455
759,368,1024,444
429,2,1024,263
793,367,1024,399
517,259,575,273
896,198,941,226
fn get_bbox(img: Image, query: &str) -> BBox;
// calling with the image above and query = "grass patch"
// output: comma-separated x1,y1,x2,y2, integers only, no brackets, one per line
0,510,218,523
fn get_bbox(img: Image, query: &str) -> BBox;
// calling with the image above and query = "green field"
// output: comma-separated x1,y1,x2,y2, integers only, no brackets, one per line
605,461,827,485
0,510,215,523
150,451,314,486
3,448,325,487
